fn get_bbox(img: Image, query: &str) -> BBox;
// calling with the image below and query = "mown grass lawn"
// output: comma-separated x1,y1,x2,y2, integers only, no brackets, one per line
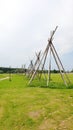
0,74,9,79
0,73,73,130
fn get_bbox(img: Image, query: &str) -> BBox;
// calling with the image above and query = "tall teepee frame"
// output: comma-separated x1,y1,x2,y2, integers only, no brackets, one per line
28,26,71,86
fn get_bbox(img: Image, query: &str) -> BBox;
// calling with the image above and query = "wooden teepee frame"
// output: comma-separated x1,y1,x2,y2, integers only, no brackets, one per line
28,26,71,86
27,51,41,78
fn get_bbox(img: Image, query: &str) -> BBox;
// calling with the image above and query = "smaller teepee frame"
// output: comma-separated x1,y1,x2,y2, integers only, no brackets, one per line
28,26,71,86
27,51,41,78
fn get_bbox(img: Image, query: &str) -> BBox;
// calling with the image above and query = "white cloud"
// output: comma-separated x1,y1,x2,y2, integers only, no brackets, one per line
0,0,73,68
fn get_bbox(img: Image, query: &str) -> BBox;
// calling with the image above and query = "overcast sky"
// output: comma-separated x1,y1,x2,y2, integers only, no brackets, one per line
0,0,73,70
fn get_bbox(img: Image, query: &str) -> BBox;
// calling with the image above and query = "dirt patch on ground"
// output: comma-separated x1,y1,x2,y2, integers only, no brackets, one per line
29,111,41,119
39,119,56,130
56,115,73,130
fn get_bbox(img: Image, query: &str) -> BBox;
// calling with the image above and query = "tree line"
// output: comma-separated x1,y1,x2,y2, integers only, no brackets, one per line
0,67,73,74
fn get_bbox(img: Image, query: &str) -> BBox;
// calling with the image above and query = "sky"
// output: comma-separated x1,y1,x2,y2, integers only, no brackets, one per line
0,0,73,70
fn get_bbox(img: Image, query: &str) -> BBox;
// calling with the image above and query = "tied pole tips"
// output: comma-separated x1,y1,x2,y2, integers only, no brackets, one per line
54,26,58,34
52,26,58,36
48,26,58,42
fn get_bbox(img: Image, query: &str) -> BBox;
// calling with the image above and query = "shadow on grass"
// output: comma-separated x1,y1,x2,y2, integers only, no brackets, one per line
67,84,73,89
27,79,73,89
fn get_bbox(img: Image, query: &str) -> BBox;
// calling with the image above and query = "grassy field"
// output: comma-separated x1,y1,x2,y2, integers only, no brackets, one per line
0,73,73,130
0,74,9,79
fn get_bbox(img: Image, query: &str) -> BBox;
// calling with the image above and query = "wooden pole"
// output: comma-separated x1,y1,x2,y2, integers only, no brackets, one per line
40,45,50,79
9,66,11,81
49,45,51,82
51,42,71,84
50,44,67,86
47,45,51,86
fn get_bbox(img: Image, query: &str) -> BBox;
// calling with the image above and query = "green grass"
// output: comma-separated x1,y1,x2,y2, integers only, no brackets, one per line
0,73,73,130
0,74,9,79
